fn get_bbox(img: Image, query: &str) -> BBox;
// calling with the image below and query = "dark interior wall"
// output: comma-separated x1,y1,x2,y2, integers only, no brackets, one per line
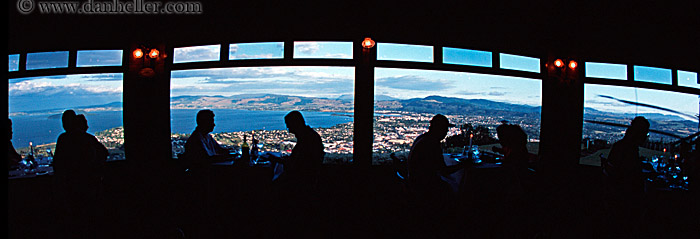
8,1,700,70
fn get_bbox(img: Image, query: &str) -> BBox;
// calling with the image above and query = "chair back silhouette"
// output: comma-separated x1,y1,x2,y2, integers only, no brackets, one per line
390,153,408,181
600,154,611,177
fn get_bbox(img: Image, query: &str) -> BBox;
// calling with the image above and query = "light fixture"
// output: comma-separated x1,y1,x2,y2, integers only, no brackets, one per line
133,48,144,59
148,49,159,59
362,37,375,49
554,59,564,68
568,60,577,69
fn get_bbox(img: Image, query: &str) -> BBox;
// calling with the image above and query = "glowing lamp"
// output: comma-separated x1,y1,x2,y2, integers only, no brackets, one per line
554,59,564,68
133,49,144,59
568,60,577,69
148,49,159,59
362,37,375,49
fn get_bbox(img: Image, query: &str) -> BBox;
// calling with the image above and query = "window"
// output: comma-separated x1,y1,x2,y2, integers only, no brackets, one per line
9,54,20,72
499,53,540,73
229,42,284,60
634,65,672,85
373,67,542,165
9,73,125,162
585,62,627,80
26,51,69,70
293,41,353,59
678,70,699,89
581,84,699,166
77,50,123,67
173,44,221,63
170,66,355,164
377,43,433,63
443,47,492,67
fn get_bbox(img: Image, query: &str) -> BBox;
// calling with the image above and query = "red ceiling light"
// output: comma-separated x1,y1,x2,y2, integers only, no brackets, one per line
568,60,578,69
362,37,375,49
554,59,564,68
133,48,144,59
148,49,159,59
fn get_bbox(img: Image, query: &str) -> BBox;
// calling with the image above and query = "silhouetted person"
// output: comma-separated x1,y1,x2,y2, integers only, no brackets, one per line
493,123,535,237
52,110,108,238
180,110,230,237
605,116,650,238
271,110,324,188
268,110,324,237
406,114,466,236
494,123,531,192
8,119,22,170
182,110,230,171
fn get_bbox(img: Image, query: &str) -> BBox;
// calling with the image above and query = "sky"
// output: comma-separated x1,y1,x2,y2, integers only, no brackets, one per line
9,73,124,113
8,43,699,120
170,66,355,99
375,67,542,106
584,84,699,121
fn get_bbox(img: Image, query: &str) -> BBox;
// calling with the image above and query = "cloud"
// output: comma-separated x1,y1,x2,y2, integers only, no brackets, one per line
455,90,508,96
229,44,238,54
172,67,353,84
9,80,122,96
295,42,320,55
376,75,452,91
231,53,276,59
585,99,629,108
174,45,219,62
83,73,123,82
324,53,351,58
455,90,481,96
487,91,507,96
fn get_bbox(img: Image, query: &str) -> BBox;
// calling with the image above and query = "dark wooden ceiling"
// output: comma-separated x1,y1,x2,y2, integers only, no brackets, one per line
8,1,699,71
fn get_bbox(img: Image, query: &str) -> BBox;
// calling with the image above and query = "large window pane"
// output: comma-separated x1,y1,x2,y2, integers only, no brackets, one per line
77,50,123,67
377,43,433,63
173,45,221,63
443,47,492,67
634,65,672,85
581,84,699,166
229,42,284,60
499,53,540,73
293,41,352,59
373,67,542,165
171,66,355,164
585,62,627,80
9,73,125,163
677,70,698,89
26,51,69,70
9,54,20,72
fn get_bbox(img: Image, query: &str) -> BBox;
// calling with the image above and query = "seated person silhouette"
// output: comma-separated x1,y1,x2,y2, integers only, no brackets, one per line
182,110,231,171
605,116,650,237
54,111,109,185
8,119,22,170
269,111,324,189
52,111,109,238
607,116,649,195
407,114,467,205
76,114,109,162
494,123,532,182
265,111,324,236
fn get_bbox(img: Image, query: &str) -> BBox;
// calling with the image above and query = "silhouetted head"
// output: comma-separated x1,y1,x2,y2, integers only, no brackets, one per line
626,116,650,145
196,110,216,133
62,110,77,132
284,111,306,134
8,119,13,140
76,114,89,132
497,124,528,149
428,114,455,140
